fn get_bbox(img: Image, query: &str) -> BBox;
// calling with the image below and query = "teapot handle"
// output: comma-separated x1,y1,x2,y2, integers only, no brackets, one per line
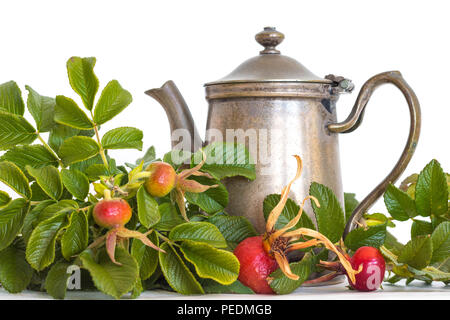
327,71,421,238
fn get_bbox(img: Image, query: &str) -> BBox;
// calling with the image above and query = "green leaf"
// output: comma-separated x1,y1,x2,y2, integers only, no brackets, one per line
0,81,24,115
66,57,99,110
80,247,139,299
344,223,387,251
0,199,29,251
54,95,94,130
48,123,79,153
309,182,345,243
101,127,143,151
0,161,31,199
0,191,11,208
180,240,239,285
0,245,33,293
269,252,316,294
0,145,58,171
398,235,433,270
415,159,448,217
26,165,63,200
344,193,359,223
45,261,71,299
93,80,132,125
201,279,254,294
60,169,89,201
154,202,184,231
384,231,404,255
364,213,395,228
207,213,257,250
22,200,56,244
263,194,315,231
136,146,156,165
137,186,160,228
25,85,56,132
36,200,78,225
184,176,228,214
192,142,256,180
26,212,68,270
169,222,227,248
0,112,37,150
430,221,450,264
158,242,204,295
384,184,417,221
59,136,100,166
131,229,159,280
163,149,191,169
411,220,433,238
61,210,89,260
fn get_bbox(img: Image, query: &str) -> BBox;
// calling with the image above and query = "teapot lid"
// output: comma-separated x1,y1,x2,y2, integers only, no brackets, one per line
205,27,333,86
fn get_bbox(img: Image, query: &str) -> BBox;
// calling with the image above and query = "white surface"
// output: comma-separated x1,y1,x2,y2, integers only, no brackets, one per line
0,280,449,300
0,1,449,241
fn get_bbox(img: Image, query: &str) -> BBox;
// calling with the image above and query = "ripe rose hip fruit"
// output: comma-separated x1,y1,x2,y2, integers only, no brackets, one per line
144,162,176,197
234,236,278,294
93,198,132,229
348,246,385,291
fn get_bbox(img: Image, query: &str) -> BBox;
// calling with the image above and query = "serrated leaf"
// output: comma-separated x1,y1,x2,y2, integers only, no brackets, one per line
384,184,417,221
180,240,239,285
169,222,227,248
398,235,433,270
269,252,316,294
0,145,58,171
0,161,31,199
54,95,94,130
26,212,68,270
0,245,33,293
30,182,50,201
430,221,450,264
36,200,78,225
263,194,315,231
137,186,160,228
201,279,254,294
45,261,71,299
158,242,204,295
184,176,228,214
415,159,448,217
163,149,191,169
0,191,11,208
364,213,395,228
66,57,99,110
48,123,79,153
0,81,24,115
309,182,345,243
0,112,37,150
93,80,132,125
61,210,89,260
80,248,139,299
60,169,89,201
207,213,257,250
344,193,359,223
22,200,56,244
191,142,256,180
131,229,159,280
25,85,56,132
154,202,184,231
344,223,387,251
0,199,29,251
59,136,99,166
26,165,63,200
384,231,404,255
136,146,156,165
411,220,433,238
101,127,143,151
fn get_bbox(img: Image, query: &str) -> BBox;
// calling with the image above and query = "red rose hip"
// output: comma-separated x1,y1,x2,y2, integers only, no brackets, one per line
93,198,132,229
144,162,176,197
348,246,385,291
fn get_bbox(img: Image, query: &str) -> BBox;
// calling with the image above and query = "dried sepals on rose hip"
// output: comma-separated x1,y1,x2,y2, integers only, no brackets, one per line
234,155,360,294
90,190,164,265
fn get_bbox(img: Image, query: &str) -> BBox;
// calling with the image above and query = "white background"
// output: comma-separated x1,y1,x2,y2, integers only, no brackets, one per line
0,0,449,243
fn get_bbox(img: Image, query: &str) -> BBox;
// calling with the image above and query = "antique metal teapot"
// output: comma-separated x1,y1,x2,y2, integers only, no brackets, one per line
146,27,421,235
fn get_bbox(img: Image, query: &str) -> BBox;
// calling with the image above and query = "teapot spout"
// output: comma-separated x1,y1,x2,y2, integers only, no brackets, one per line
145,80,203,153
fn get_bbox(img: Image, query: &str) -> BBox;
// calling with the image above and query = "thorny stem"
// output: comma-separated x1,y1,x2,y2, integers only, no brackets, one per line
37,133,64,167
93,123,109,170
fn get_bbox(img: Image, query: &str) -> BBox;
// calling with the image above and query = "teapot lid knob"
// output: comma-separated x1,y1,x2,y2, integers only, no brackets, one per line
255,27,284,54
